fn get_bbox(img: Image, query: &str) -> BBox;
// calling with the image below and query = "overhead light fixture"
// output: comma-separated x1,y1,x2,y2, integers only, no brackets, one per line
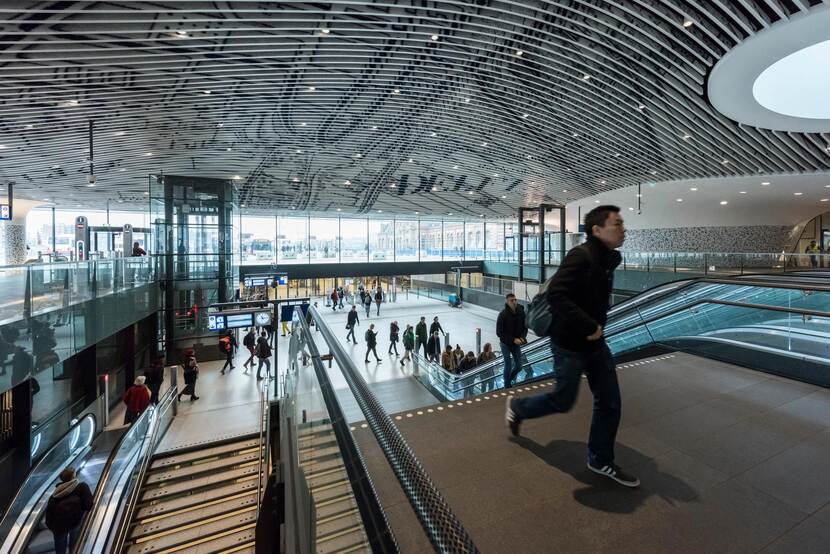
117,199,123,203
409,158,414,163
794,192,803,196
389,184,397,188
594,200,600,203
650,170,658,175
480,214,484,217
682,18,694,28
500,195,506,199
25,124,34,129
720,201,728,205
676,198,683,202
143,191,150,195
447,212,453,215
761,182,771,185
821,199,829,202
175,30,188,37
739,191,747,194
562,189,568,193
217,122,224,127
690,187,698,191
377,209,383,213
203,90,211,95
600,180,606,184
431,34,439,41
522,114,529,118
721,159,729,164
227,147,232,151
464,98,471,103
233,175,241,180
292,177,299,182
628,207,634,211
299,122,306,127
355,153,362,158
371,126,378,130
392,89,400,95
113,131,125,136
296,149,303,154
87,183,95,187
682,134,691,140
0,145,7,149
430,132,437,137
51,164,60,169
336,208,341,211
452,165,459,169
241,203,246,208
581,74,591,81
307,86,316,91
145,152,153,156
515,50,523,57
572,132,578,138
481,142,488,147
493,173,499,177
321,28,330,34
637,104,646,110
344,180,351,185
468,190,473,194
119,168,126,172
432,186,438,191
415,211,419,214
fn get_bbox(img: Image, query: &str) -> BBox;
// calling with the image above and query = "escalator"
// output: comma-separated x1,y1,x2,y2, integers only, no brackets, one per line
122,435,264,554
415,273,830,400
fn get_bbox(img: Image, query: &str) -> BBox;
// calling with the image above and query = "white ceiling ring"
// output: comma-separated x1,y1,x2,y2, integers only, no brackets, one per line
709,4,830,133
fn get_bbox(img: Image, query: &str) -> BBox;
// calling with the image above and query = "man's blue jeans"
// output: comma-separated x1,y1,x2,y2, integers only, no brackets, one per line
54,525,80,554
511,343,621,467
500,342,523,387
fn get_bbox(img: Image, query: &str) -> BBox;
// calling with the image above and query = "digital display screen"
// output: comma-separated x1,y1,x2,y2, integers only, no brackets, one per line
208,315,226,330
245,276,275,287
0,204,10,220
225,313,254,329
277,275,288,285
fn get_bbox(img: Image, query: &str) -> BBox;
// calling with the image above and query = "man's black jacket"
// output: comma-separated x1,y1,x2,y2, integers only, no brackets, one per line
347,310,359,327
547,235,621,351
496,304,527,345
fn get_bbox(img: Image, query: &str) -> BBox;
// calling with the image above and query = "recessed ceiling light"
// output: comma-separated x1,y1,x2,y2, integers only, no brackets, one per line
355,153,362,158
683,18,694,28
637,104,646,110
431,34,439,41
175,30,188,37
636,193,642,197
628,207,634,211
522,114,529,118
307,86,315,91
501,195,506,198
682,134,691,140
415,211,419,214
336,208,341,211
690,187,698,191
821,199,829,202
409,158,414,163
464,98,471,103
299,122,306,127
292,177,299,182
430,132,437,137
25,124,34,129
494,173,499,177
377,210,382,213
43,198,50,201
143,191,149,195
562,189,568,193
344,180,351,185
296,149,303,154
739,191,747,194
321,28,330,34
721,159,729,164
216,123,223,128
794,192,803,196
515,50,523,56
526,155,532,159
389,184,396,188
0,145,7,149
614,153,621,157
145,152,153,156
468,190,473,194
651,170,658,175
119,168,126,172
291,206,296,209
594,200,600,203
371,126,378,130
392,89,400,95
720,201,728,205
761,182,771,185
117,199,123,203
87,183,95,187
203,90,211,95
51,164,60,169
582,74,591,80
113,131,125,136
447,212,452,215
825,184,830,188
480,214,484,217
676,198,683,202
227,147,232,151
241,203,246,207
600,180,606,184
453,165,459,169
233,175,241,180
481,142,488,147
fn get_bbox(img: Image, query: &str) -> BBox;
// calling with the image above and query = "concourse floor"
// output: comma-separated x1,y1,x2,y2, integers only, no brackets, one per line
351,352,830,553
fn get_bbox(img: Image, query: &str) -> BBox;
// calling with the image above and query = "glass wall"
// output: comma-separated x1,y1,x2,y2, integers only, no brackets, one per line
419,221,442,261
309,218,339,264
341,218,368,263
395,220,418,261
465,222,484,260
485,221,507,261
241,216,276,264
443,221,464,260
368,220,394,262
278,217,308,264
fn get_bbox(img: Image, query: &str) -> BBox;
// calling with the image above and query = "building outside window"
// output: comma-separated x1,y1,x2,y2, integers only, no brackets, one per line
368,219,394,261
240,216,276,264
394,220,418,261
309,218,339,263
442,221,464,260
340,218,368,262
419,220,442,260
277,216,308,264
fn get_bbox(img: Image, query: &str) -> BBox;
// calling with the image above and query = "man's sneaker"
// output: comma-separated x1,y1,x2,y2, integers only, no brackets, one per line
587,461,640,488
505,398,521,437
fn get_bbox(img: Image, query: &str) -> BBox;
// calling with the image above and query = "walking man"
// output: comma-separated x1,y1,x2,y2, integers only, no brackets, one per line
401,324,415,366
389,321,400,355
219,330,237,374
363,292,372,318
256,331,272,380
496,294,528,387
426,330,442,363
45,467,93,554
364,324,381,363
374,286,383,316
346,305,359,344
242,328,257,371
429,316,444,337
415,316,428,357
505,205,639,487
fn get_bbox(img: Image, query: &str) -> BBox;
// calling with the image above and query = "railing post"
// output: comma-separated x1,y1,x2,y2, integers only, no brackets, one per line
673,254,677,273
101,374,109,427
740,254,744,275
475,328,481,356
704,253,708,276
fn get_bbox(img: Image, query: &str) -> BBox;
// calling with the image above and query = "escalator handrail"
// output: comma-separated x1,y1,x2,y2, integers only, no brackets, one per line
310,306,479,554
0,412,97,554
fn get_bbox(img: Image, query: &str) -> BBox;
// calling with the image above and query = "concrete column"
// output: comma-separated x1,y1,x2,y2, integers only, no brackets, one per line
0,198,42,265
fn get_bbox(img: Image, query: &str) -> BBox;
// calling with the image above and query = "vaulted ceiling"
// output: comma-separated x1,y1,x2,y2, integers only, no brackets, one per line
1,1,829,217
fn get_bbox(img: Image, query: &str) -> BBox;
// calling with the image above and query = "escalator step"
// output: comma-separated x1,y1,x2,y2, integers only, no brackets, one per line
151,439,260,470
135,481,260,520
130,492,259,540
126,512,257,554
141,466,259,503
146,452,261,486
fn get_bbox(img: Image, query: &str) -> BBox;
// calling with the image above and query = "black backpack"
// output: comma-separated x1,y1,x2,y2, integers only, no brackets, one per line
526,278,555,336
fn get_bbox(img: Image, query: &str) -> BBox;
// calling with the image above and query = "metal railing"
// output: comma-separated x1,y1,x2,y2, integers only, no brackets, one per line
310,305,479,553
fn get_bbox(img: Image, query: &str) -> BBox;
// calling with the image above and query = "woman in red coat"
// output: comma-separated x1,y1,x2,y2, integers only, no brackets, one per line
123,376,151,424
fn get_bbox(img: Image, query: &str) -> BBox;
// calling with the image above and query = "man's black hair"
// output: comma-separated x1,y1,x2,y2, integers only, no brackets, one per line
585,205,621,237
505,293,516,299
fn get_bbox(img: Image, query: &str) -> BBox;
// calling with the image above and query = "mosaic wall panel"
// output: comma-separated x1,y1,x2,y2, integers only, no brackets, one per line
621,225,793,253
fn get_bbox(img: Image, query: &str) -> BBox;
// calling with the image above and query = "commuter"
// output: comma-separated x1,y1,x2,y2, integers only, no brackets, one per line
806,240,820,268
255,331,272,380
242,328,257,371
374,287,383,316
389,321,400,355
330,289,339,311
452,344,465,368
477,343,497,392
219,330,237,374
496,293,528,387
131,241,147,256
426,330,442,363
429,316,444,337
346,305,359,344
45,467,93,554
441,344,457,372
177,357,200,401
143,356,165,404
401,324,415,366
506,205,639,487
459,351,477,372
364,324,381,363
415,317,428,357
122,376,151,424
338,286,345,308
363,292,372,318
359,288,366,306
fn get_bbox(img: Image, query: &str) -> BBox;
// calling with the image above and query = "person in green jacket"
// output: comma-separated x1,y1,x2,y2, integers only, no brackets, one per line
415,316,428,357
401,324,415,366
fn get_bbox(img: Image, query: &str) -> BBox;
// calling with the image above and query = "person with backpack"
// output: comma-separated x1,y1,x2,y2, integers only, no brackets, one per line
330,288,339,312
388,321,400,355
256,331,272,380
122,376,152,424
346,305,360,343
242,328,257,371
45,467,93,554
363,292,372,318
338,286,345,308
364,324,381,363
505,204,639,488
374,287,383,316
143,355,165,404
219,330,237,374
178,356,200,401
415,316,428,357
496,293,528,388
401,324,415,366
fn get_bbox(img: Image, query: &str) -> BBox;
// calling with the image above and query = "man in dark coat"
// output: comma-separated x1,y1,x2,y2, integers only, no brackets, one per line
346,306,359,344
364,324,381,363
496,294,528,388
45,467,93,554
426,330,442,363
415,316,428,357
429,316,444,337
505,204,639,488
143,356,165,404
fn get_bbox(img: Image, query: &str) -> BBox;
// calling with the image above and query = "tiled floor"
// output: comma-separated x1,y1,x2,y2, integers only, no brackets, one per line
351,352,830,553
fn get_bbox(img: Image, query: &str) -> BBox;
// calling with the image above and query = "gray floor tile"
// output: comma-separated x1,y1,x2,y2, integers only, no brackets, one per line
760,515,830,554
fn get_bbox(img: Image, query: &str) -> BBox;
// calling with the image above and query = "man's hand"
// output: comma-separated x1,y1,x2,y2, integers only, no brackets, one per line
586,325,603,341
513,338,523,345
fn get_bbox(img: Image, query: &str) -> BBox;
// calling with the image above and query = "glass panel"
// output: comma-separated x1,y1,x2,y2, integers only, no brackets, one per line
278,217,308,264
418,221,441,261
394,220,418,262
241,216,276,265
442,221,464,260
309,218,339,264
340,218,368,263
368,220,394,262
465,222,484,260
